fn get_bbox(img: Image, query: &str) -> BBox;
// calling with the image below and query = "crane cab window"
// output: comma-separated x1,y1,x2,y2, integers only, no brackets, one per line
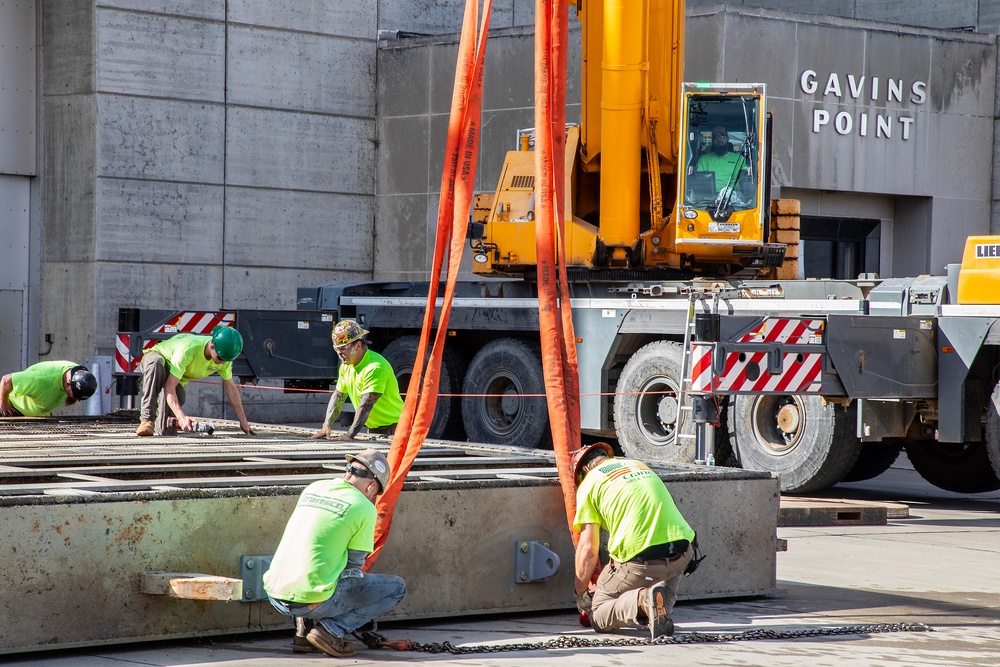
681,94,762,212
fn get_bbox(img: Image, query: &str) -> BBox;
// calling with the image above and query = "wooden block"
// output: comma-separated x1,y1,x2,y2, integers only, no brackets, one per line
141,572,243,601
771,198,801,215
775,229,799,245
778,498,897,527
775,261,799,281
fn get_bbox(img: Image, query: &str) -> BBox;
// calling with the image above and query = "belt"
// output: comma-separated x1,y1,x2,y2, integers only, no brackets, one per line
280,599,322,611
628,539,690,564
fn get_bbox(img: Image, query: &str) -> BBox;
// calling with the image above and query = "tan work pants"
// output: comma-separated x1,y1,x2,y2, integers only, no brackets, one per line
590,545,694,632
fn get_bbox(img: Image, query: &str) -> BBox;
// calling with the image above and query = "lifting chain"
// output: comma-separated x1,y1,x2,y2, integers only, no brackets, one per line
354,622,932,654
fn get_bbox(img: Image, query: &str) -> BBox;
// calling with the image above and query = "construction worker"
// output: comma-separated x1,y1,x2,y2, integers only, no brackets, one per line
572,442,697,639
696,125,747,196
264,448,406,657
135,325,255,436
0,361,98,417
311,319,403,440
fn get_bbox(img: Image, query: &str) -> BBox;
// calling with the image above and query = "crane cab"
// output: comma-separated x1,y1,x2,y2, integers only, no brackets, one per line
672,83,785,272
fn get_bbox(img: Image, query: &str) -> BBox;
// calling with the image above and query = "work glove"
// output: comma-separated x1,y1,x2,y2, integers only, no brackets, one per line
575,590,593,615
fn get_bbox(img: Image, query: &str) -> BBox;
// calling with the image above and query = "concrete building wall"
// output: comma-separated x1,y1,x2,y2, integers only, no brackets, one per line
40,1,379,418
687,5,996,275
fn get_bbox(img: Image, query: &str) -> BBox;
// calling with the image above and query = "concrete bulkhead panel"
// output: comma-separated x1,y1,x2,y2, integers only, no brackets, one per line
378,115,431,195
96,9,226,102
379,0,518,35
225,107,374,194
227,26,376,118
98,96,225,183
98,0,225,21
224,187,375,271
374,193,431,280
96,179,224,265
229,0,376,37
377,46,432,118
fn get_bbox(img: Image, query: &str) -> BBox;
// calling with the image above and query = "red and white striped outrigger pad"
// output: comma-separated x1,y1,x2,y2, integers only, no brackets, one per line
690,318,825,395
114,312,235,374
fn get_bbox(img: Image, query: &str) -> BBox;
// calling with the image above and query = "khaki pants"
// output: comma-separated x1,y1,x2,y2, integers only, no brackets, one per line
139,352,186,435
590,545,694,632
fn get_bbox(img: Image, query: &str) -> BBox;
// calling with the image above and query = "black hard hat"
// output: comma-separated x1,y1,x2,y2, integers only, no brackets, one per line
69,366,97,400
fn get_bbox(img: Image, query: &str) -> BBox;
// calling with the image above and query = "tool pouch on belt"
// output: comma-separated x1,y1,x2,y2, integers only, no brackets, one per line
684,535,707,576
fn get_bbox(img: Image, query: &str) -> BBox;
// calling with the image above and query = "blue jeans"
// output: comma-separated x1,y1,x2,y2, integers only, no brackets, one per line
268,573,406,638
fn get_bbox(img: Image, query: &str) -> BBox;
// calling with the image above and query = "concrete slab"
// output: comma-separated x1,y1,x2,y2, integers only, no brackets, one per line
0,427,778,655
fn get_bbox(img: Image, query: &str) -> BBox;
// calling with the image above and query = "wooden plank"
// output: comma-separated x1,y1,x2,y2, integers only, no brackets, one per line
141,572,243,601
778,497,907,527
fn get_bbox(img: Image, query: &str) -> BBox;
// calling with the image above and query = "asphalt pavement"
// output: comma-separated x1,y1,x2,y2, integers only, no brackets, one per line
7,457,1000,667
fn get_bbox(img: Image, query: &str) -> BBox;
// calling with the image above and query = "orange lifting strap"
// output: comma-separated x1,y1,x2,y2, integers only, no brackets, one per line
367,0,581,568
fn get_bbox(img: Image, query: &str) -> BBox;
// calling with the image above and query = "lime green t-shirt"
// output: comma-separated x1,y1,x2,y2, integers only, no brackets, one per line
8,360,76,416
262,478,376,603
335,349,403,428
147,334,232,385
696,151,746,192
573,458,695,563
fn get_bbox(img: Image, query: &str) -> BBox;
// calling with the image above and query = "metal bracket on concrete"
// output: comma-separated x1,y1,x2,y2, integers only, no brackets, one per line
514,540,560,583
141,572,243,601
240,555,273,602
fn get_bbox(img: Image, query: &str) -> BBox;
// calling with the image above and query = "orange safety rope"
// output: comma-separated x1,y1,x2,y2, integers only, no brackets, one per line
366,0,493,568
533,0,581,540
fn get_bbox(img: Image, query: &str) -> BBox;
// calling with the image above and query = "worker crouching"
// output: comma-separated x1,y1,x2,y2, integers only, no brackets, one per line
263,449,406,657
572,442,698,639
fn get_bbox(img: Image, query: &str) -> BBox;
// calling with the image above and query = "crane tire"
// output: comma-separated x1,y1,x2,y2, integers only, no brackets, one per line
381,336,466,440
904,440,1000,494
613,341,693,463
986,380,1000,484
841,441,903,483
461,338,550,448
727,395,862,494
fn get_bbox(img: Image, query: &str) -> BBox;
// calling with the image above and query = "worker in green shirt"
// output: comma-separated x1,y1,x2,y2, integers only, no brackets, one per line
135,325,255,436
0,360,98,417
312,319,403,440
695,126,746,196
572,442,699,639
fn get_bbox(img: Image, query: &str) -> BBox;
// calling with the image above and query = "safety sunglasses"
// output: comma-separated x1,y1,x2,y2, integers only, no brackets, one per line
346,464,375,480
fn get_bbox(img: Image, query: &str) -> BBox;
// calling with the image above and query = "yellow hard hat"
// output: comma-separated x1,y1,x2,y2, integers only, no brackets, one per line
332,319,368,348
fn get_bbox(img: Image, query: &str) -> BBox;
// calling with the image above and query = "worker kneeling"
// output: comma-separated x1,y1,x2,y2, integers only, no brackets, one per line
264,449,406,657
572,443,697,639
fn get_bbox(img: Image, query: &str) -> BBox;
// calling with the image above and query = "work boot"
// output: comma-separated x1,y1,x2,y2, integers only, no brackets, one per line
293,617,314,653
307,625,357,658
135,420,154,437
644,582,674,639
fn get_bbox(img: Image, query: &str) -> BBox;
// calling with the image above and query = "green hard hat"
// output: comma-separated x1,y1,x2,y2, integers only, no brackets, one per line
211,325,243,362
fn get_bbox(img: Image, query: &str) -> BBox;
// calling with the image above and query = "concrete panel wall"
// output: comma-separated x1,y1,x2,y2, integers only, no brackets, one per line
40,1,380,419
688,5,995,277
96,10,226,101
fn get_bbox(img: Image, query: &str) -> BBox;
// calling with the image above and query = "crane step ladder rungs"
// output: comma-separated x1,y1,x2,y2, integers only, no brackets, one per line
675,291,720,465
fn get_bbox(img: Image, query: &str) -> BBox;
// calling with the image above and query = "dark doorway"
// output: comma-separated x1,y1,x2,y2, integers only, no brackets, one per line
800,216,880,279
